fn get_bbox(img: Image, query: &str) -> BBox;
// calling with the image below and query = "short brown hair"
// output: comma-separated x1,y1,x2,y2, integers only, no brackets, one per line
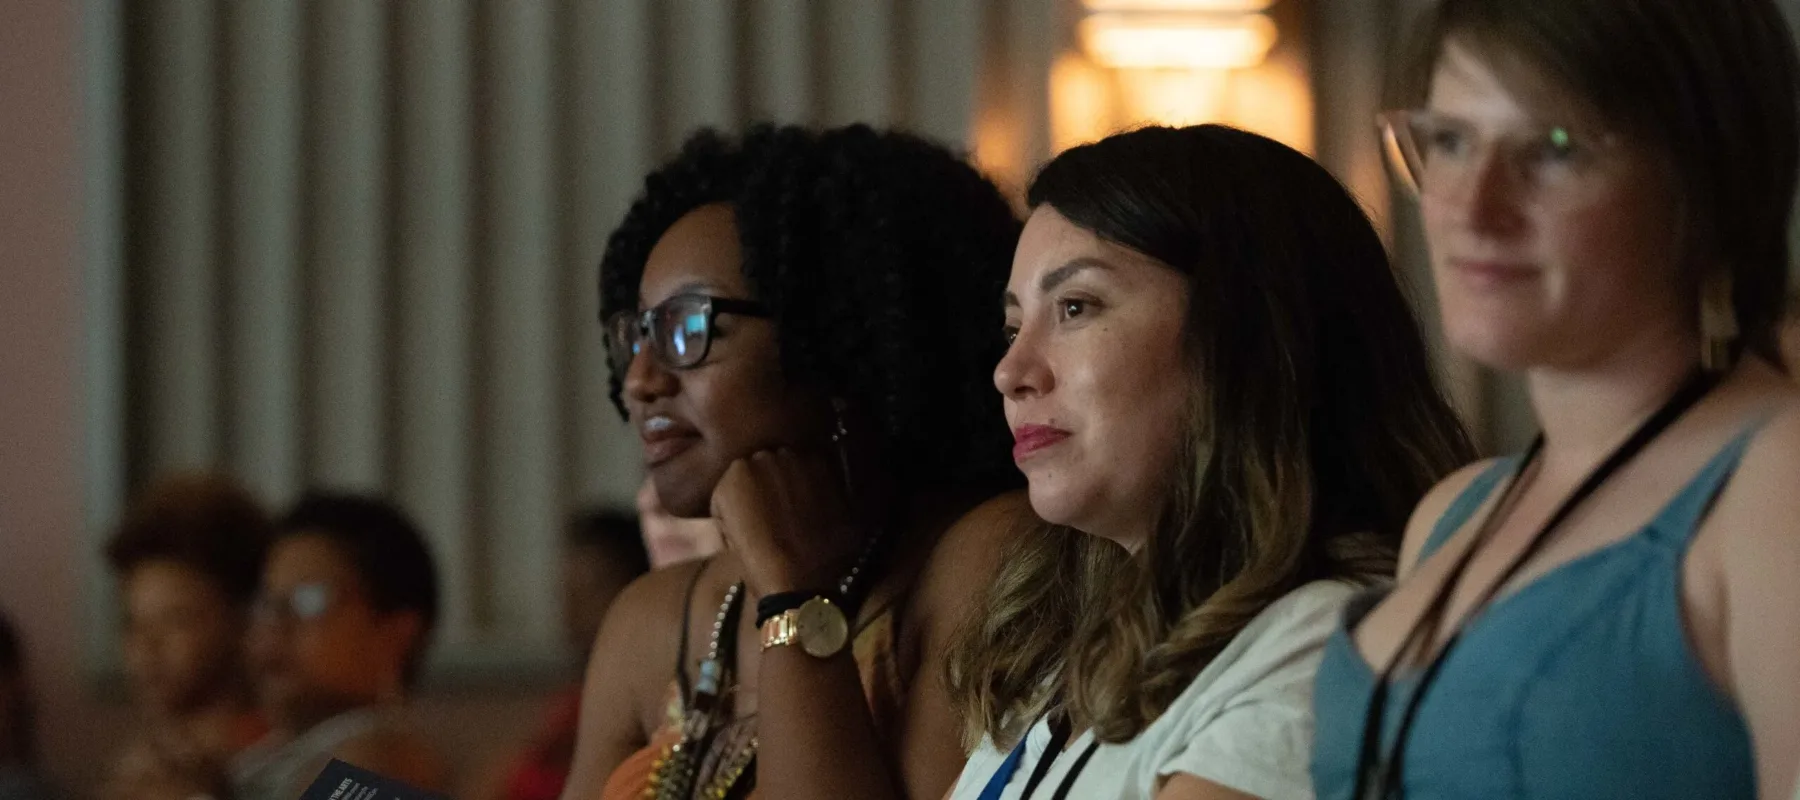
1394,0,1799,363
105,473,271,607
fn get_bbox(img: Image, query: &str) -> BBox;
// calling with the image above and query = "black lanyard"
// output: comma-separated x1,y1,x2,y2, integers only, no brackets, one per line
1352,368,1719,799
1018,718,1101,800
980,715,1103,800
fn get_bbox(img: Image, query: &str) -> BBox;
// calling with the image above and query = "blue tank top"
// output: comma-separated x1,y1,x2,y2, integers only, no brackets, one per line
1310,428,1761,799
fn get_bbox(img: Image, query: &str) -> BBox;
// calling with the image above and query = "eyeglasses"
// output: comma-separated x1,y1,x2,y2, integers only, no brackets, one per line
1378,109,1620,204
252,582,335,626
604,293,772,374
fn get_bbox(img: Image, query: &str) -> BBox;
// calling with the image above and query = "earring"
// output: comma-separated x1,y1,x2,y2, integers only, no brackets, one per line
1700,271,1739,372
830,398,855,499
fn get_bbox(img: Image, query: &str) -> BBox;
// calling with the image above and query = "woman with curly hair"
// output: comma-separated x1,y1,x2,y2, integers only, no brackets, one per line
561,124,1030,800
945,125,1473,799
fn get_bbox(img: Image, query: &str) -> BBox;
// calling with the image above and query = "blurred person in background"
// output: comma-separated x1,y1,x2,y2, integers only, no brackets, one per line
102,473,272,790
1309,1,1800,798
635,477,721,568
470,511,653,800
231,491,447,799
0,613,49,800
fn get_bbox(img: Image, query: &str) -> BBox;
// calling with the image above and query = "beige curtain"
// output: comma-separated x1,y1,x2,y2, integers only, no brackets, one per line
109,0,1056,672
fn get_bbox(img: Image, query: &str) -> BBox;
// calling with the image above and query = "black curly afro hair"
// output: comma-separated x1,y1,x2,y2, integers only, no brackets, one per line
599,123,1024,497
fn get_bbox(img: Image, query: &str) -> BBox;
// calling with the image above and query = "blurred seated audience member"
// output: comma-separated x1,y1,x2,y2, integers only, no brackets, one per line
103,474,272,783
633,478,720,568
232,491,447,799
0,613,49,800
561,510,652,656
470,511,652,800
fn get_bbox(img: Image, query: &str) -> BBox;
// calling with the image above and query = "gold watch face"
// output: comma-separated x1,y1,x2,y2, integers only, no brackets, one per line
795,596,849,658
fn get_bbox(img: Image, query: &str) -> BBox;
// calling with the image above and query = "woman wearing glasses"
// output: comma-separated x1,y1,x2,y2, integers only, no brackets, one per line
1310,1,1800,798
561,124,1026,800
945,125,1472,800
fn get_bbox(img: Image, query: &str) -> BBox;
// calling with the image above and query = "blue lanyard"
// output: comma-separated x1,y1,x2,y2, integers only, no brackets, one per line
975,735,1030,800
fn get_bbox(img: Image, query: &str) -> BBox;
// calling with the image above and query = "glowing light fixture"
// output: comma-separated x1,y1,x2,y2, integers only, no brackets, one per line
1083,0,1272,11
1079,12,1278,71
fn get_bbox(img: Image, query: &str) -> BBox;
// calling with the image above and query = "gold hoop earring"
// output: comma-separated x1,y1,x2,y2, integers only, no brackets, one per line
1700,271,1739,372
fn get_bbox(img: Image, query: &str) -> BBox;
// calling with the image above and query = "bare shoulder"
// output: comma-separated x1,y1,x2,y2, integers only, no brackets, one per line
918,491,1036,595
1711,395,1800,544
590,557,712,717
1399,458,1503,577
605,558,710,642
907,491,1037,636
332,727,449,793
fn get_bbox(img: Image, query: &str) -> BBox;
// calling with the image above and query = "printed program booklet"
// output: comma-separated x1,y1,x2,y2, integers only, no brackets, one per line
299,759,447,800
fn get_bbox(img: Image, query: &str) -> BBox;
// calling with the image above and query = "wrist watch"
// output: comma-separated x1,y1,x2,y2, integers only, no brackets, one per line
759,595,849,657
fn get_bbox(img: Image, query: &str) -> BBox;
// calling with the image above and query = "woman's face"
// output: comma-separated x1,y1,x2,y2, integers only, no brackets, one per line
995,207,1191,549
120,561,244,716
1419,42,1688,371
248,535,419,732
622,204,827,518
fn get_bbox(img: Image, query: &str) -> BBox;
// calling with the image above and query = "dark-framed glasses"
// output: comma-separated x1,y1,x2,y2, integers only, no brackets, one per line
605,293,771,374
1377,108,1618,204
252,582,335,626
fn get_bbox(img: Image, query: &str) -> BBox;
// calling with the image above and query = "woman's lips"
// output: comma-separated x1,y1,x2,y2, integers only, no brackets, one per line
1012,424,1071,462
1449,258,1537,290
640,416,700,467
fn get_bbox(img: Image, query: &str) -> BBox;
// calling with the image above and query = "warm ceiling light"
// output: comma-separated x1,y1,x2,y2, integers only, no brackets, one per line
1080,12,1278,70
1083,0,1274,11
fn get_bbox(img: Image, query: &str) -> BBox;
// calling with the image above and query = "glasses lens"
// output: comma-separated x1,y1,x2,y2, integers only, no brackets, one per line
1379,112,1425,197
605,313,638,373
291,584,331,621
658,298,709,368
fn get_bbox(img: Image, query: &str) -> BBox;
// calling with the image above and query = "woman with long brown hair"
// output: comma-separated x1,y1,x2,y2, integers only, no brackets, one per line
945,125,1473,799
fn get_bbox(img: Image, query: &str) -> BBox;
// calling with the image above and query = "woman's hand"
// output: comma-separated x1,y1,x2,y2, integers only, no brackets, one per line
710,447,858,596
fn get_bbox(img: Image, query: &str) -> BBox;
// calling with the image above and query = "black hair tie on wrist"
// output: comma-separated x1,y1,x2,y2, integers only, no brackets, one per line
755,590,830,628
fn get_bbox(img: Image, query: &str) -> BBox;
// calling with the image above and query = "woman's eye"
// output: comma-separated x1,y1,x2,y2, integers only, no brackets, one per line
1529,127,1581,165
1427,129,1466,159
1059,298,1089,320
1002,325,1019,345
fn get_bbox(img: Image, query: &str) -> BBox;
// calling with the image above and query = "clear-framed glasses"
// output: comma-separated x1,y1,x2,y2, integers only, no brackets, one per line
252,582,335,627
1378,109,1620,204
604,293,772,375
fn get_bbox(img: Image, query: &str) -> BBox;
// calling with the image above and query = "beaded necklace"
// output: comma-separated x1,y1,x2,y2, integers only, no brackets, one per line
644,533,883,800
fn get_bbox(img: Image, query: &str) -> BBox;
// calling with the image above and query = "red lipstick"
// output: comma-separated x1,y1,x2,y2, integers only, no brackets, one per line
1012,424,1070,462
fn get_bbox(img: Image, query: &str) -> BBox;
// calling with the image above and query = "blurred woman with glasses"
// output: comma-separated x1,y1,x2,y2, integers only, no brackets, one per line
234,492,446,800
562,124,1029,800
1310,2,1800,798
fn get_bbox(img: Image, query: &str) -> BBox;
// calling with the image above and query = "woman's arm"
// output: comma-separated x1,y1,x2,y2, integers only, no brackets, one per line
559,560,703,800
1155,774,1262,800
745,482,1031,799
1711,407,1800,800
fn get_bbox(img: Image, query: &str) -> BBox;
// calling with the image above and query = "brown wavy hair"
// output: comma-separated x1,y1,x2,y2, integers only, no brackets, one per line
945,125,1475,747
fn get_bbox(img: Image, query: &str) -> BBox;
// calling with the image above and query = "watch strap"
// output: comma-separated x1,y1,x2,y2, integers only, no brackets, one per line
756,590,829,628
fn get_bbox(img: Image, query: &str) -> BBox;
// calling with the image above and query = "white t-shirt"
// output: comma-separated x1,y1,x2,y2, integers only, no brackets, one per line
948,580,1356,800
